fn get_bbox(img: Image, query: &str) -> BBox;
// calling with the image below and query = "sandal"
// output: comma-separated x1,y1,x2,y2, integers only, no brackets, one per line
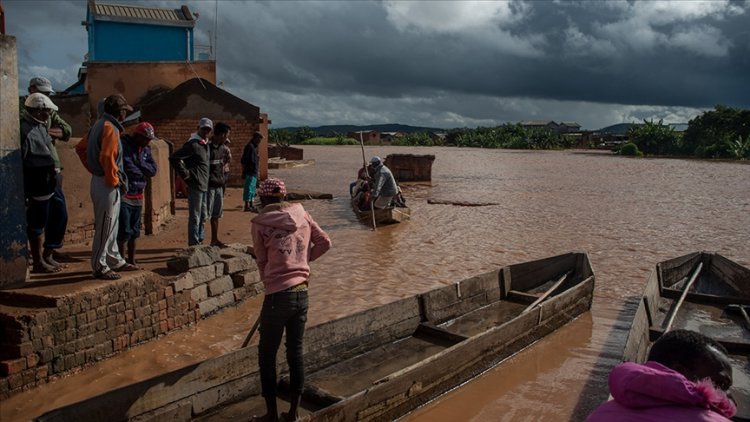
95,270,121,280
114,263,139,272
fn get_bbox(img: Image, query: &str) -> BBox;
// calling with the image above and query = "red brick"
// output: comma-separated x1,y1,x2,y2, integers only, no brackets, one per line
159,320,168,334
1,358,27,376
35,365,48,381
26,353,40,368
164,286,174,298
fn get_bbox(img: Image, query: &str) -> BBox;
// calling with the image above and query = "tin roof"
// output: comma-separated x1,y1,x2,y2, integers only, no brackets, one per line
92,2,195,27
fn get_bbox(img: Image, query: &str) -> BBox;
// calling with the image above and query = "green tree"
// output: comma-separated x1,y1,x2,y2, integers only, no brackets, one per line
269,129,292,147
293,126,316,144
683,106,750,158
627,119,681,156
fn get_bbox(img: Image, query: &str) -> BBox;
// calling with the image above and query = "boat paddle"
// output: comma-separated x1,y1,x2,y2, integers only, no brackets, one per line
359,132,377,231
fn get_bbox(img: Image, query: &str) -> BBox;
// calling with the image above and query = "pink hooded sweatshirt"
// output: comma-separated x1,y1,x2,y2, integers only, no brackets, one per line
251,202,331,294
586,361,736,422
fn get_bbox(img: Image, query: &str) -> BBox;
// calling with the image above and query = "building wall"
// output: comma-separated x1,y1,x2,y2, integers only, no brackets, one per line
0,35,26,289
57,138,173,244
84,61,216,120
90,22,193,61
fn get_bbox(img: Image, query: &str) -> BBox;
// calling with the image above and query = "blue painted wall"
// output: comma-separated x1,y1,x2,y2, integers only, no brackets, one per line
89,21,193,62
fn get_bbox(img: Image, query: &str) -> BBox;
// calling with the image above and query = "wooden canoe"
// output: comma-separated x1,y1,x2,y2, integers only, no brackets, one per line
350,196,411,226
622,252,750,420
36,252,594,422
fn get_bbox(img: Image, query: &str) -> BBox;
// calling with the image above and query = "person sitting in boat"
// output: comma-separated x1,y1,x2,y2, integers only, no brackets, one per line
586,329,735,422
368,156,399,209
351,166,374,211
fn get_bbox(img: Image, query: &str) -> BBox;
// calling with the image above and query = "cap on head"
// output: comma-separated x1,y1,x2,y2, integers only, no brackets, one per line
29,77,54,94
370,156,382,165
198,118,213,129
134,122,157,140
258,178,287,197
104,94,133,114
24,93,58,111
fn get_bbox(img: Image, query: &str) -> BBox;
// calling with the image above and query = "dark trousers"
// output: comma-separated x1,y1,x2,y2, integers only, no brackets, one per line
44,172,68,249
258,290,308,398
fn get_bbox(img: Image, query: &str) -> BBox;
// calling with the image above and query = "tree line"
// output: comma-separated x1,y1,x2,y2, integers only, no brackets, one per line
622,105,749,159
269,105,749,160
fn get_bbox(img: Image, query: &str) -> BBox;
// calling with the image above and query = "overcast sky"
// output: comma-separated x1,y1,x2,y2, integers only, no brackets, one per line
5,0,750,130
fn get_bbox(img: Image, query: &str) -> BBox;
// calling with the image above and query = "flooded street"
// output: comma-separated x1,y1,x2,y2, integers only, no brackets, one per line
3,145,749,421
273,146,750,420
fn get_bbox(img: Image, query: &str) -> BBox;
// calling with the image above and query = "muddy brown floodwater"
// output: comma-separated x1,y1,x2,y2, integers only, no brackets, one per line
3,146,749,421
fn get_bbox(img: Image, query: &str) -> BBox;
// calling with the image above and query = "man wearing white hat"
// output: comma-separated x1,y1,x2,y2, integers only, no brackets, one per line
368,156,399,209
170,118,212,245
23,77,74,269
20,93,61,273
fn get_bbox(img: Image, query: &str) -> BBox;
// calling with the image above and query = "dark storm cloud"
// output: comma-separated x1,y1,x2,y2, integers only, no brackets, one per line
4,0,749,129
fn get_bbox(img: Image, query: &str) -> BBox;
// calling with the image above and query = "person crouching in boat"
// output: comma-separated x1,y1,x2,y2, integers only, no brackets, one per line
351,166,373,211
369,156,399,209
586,329,735,422
251,178,332,422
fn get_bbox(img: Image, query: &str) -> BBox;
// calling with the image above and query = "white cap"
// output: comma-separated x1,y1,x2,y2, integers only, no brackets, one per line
198,117,213,129
24,93,58,111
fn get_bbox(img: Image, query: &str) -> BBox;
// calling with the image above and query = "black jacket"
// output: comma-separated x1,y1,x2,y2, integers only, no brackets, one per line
241,141,259,177
170,134,209,192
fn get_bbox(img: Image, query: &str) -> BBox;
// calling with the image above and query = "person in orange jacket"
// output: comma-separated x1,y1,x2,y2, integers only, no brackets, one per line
75,94,139,279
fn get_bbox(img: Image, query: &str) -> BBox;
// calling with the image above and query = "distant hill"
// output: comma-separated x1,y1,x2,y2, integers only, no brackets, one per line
276,123,444,136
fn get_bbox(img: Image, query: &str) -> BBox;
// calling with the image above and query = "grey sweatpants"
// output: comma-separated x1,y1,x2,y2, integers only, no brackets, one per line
91,176,126,275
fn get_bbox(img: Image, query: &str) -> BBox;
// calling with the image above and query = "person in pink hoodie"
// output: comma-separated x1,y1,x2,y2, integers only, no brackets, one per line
586,329,736,422
251,178,331,422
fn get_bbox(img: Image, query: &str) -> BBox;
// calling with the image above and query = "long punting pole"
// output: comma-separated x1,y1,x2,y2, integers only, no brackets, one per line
663,262,703,332
359,132,377,231
241,314,261,349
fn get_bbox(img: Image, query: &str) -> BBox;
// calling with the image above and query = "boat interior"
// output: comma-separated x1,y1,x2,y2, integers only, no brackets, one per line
197,253,593,421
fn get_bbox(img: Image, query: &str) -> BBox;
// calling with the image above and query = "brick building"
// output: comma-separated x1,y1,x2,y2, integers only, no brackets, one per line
140,78,269,186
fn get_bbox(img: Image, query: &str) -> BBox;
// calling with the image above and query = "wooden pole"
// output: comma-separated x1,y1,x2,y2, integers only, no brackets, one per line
663,262,703,332
359,133,376,231
522,271,571,314
240,314,261,349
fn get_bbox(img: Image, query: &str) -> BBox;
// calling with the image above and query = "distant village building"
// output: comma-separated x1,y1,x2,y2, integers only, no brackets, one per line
520,120,581,135
347,130,381,145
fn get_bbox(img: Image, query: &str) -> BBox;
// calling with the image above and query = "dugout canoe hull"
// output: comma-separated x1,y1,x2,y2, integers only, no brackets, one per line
622,252,750,421
36,252,595,422
350,198,411,226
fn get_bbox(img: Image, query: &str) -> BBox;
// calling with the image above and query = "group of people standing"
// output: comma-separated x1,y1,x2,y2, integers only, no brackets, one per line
168,119,263,247
19,78,157,280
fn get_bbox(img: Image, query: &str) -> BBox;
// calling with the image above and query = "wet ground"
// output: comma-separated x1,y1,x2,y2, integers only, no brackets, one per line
2,146,749,421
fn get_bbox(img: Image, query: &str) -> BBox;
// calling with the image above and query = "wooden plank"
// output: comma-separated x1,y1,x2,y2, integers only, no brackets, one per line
522,271,570,313
415,323,468,345
649,327,750,354
661,290,750,306
507,290,537,305
663,262,703,331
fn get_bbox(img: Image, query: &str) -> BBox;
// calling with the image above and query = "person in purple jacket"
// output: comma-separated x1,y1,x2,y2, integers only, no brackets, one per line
586,329,735,422
117,122,157,267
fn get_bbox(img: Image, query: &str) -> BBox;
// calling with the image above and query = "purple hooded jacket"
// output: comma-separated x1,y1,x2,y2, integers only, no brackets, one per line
586,361,736,422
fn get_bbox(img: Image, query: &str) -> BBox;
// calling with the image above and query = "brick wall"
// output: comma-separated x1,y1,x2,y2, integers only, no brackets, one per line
0,245,262,397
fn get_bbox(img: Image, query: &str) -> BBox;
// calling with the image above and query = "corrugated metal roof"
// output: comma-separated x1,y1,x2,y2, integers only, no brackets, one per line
94,2,191,24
